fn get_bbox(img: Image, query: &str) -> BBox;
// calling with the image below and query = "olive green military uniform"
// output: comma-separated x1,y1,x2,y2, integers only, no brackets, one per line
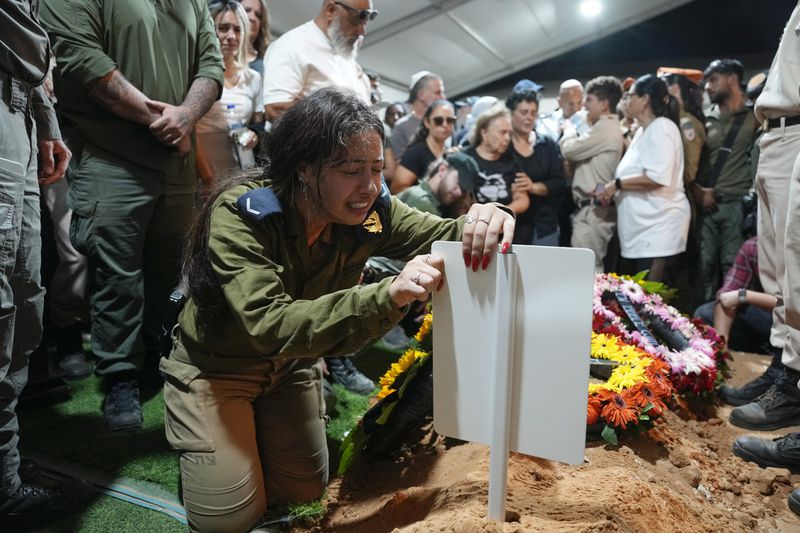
696,104,758,301
398,180,442,215
679,111,706,186
40,0,223,377
0,0,61,499
161,180,464,532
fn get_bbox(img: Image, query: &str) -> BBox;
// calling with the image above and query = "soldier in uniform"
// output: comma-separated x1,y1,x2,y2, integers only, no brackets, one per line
658,67,707,187
41,0,224,431
0,0,92,526
693,59,760,302
161,88,515,532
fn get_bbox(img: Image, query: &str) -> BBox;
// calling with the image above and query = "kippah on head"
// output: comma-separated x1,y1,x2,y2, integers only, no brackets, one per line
560,79,583,92
409,70,433,90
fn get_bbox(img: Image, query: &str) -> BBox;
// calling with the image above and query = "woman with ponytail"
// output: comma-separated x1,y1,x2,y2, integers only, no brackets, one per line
597,74,690,282
391,99,455,194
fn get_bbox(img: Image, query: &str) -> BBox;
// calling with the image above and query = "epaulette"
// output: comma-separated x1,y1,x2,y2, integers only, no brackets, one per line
355,177,392,243
236,187,282,223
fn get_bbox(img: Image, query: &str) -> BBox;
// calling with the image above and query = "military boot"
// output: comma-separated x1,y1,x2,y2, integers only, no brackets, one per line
719,359,783,406
733,432,800,472
729,367,800,431
326,356,375,395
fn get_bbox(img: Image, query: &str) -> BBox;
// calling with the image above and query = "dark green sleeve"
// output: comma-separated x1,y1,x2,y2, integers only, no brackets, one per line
373,197,465,260
208,196,405,358
40,0,116,86
192,0,224,93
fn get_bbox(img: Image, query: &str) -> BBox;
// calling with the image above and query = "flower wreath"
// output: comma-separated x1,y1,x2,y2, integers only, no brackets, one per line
592,273,727,395
589,331,674,444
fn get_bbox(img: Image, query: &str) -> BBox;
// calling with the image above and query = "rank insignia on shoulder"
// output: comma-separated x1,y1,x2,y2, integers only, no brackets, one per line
362,211,383,234
236,188,282,223
681,123,696,142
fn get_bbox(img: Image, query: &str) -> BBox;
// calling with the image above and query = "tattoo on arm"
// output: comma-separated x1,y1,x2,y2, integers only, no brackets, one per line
87,70,154,125
181,77,220,122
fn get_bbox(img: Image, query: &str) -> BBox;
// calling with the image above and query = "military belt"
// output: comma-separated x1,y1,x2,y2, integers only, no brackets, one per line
765,115,800,131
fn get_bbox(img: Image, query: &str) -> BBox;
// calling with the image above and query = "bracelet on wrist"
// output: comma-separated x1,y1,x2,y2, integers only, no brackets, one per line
615,178,622,191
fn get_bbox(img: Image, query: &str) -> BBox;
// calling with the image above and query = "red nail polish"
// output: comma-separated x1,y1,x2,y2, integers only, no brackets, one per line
471,256,479,272
501,242,510,254
464,253,471,267
482,255,490,271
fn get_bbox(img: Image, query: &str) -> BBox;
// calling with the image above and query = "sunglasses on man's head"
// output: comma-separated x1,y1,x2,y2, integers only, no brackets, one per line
334,1,379,22
431,116,457,126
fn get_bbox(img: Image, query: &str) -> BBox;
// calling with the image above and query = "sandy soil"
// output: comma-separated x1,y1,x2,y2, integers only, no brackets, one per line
294,352,800,533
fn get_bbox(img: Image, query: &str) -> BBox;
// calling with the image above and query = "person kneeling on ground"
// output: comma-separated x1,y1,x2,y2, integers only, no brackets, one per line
160,88,515,532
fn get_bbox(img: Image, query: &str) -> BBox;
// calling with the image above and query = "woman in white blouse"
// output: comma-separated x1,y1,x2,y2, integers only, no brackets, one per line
598,74,690,282
196,0,265,185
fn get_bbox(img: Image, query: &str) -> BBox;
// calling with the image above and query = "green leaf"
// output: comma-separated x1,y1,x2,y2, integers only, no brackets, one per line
601,424,619,446
337,424,366,475
639,415,650,421
641,402,653,414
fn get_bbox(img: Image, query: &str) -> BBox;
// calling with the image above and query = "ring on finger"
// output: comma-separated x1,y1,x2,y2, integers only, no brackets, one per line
412,272,421,285
478,218,491,225
424,254,431,265
464,214,476,224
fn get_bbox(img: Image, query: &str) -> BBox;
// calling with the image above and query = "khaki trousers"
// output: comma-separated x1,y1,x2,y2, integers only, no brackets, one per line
571,204,616,272
161,347,328,533
755,125,797,356
781,128,800,371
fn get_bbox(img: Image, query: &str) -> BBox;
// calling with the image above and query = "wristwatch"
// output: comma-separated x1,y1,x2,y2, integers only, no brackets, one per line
615,177,622,190
738,288,747,305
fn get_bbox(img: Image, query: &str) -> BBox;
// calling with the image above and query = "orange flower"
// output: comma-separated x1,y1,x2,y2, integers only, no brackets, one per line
587,395,601,425
626,383,667,416
645,367,674,398
647,357,671,376
599,391,639,429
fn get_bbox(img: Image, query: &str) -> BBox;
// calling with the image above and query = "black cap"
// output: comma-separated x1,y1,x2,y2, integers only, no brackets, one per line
444,152,479,192
704,59,744,83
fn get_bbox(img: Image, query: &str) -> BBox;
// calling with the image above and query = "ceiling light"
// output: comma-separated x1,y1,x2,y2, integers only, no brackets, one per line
580,0,602,17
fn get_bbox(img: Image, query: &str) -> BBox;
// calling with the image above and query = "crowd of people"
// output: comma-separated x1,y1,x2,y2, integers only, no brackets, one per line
2,0,800,530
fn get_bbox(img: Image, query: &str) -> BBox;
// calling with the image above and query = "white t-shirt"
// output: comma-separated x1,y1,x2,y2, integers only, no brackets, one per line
196,68,263,133
262,20,370,106
196,68,263,174
615,117,690,259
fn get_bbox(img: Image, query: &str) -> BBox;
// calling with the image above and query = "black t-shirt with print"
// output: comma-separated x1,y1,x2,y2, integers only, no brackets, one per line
465,146,515,205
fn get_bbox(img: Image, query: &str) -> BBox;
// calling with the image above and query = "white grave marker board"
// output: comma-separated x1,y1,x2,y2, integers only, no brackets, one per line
431,242,594,465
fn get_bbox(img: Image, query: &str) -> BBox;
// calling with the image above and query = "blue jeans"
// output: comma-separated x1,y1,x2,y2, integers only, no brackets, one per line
694,300,773,353
0,78,43,498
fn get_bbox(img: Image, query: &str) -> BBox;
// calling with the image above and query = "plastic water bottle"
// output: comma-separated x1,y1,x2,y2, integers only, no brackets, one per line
225,104,255,169
225,104,243,131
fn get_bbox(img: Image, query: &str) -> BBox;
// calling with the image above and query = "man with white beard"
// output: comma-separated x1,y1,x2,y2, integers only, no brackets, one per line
263,0,377,121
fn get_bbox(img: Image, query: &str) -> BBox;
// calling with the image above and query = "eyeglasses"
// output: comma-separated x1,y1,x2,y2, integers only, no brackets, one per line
333,1,379,22
431,116,457,127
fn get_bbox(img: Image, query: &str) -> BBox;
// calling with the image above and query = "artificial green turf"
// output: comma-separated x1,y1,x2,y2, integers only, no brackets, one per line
15,342,403,532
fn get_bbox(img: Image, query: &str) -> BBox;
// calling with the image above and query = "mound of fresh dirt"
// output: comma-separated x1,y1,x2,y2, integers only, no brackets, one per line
294,352,800,533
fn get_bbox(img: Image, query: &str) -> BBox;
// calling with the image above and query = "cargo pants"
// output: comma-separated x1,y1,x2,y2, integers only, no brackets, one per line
68,146,195,378
161,340,328,532
0,77,44,498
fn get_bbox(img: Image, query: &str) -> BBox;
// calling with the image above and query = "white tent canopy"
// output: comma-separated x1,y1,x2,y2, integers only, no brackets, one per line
268,0,695,102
